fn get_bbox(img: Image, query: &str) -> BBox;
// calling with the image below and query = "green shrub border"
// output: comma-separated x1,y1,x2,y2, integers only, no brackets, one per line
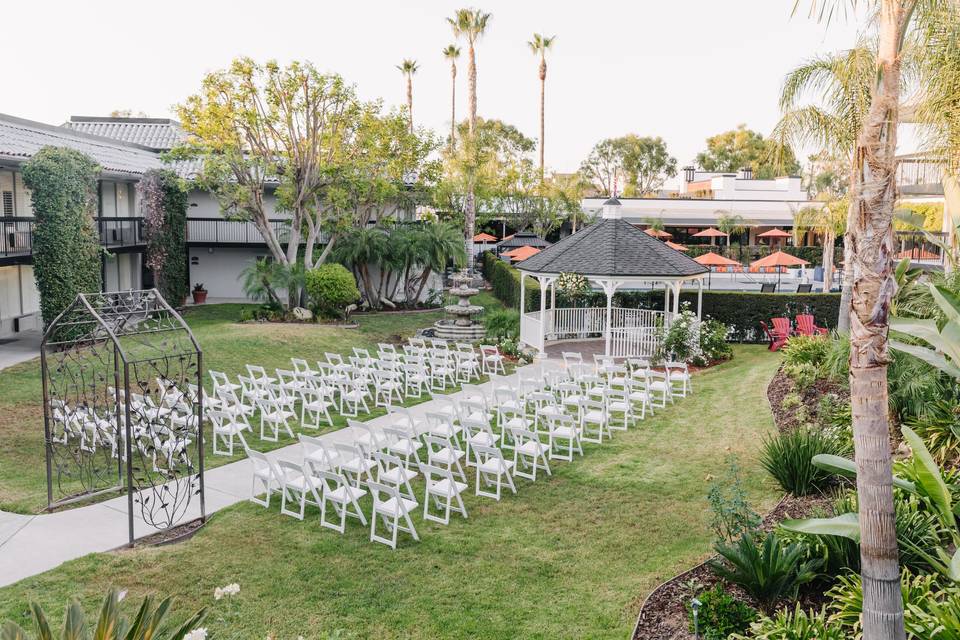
21,146,103,327
481,251,839,342
141,169,189,305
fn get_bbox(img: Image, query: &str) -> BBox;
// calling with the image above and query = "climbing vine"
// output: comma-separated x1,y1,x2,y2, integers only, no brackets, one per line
140,169,188,305
21,146,102,326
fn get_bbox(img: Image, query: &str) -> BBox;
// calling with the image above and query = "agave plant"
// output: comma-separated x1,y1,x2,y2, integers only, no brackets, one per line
1,588,206,640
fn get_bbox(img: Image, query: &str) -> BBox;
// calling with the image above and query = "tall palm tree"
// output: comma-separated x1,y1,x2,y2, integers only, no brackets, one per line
792,198,847,291
442,45,461,150
772,44,878,331
448,8,492,264
799,2,948,637
528,33,556,182
396,59,419,132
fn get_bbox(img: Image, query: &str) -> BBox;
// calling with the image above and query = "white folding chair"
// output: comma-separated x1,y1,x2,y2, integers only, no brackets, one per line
278,460,321,520
299,433,342,473
383,424,424,469
473,444,516,501
372,451,419,501
480,344,506,375
666,361,693,397
315,469,368,534
209,408,248,456
368,481,420,549
546,413,584,462
246,448,282,507
579,397,610,445
422,434,467,482
419,462,469,525
604,386,633,431
334,442,376,488
509,426,551,482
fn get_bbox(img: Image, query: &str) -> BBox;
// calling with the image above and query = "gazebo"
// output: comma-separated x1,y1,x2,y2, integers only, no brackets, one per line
496,231,552,257
516,198,709,358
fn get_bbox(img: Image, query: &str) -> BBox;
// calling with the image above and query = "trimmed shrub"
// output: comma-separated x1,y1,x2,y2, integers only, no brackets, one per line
781,335,831,367
700,317,733,363
760,427,852,496
140,169,188,305
687,583,757,640
305,263,360,318
21,146,102,326
481,251,540,311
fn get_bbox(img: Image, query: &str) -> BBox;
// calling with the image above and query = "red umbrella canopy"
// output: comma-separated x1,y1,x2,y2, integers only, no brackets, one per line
757,228,792,239
665,241,688,251
692,227,729,238
473,232,498,242
750,250,809,268
694,252,740,266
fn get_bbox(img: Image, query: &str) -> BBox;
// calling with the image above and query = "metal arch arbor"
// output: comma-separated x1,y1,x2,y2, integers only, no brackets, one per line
40,289,205,545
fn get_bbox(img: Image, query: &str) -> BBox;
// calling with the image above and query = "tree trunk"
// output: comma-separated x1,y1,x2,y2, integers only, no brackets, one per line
406,76,413,132
415,266,433,303
539,58,546,182
823,230,835,292
463,41,479,270
450,63,457,149
849,3,907,638
468,42,477,134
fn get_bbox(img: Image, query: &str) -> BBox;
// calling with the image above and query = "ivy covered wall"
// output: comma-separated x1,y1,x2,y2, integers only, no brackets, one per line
140,169,188,305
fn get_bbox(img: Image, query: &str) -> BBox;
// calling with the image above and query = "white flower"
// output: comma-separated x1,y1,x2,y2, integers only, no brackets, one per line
214,582,240,600
184,629,207,640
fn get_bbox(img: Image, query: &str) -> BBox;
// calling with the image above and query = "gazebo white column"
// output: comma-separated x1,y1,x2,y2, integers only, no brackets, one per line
597,279,620,356
536,275,555,357
697,279,703,320
519,273,526,316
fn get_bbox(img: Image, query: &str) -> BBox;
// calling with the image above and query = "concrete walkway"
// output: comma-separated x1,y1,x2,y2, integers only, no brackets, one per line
0,364,542,588
0,330,41,371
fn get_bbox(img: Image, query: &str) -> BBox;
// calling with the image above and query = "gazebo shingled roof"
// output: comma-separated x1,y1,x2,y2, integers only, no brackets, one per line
516,217,708,279
496,231,551,250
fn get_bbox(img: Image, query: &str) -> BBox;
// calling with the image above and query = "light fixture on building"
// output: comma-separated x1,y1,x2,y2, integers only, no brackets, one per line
683,166,695,182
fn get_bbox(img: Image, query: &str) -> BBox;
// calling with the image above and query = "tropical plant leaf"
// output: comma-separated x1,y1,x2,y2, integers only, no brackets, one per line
889,317,943,345
28,602,53,640
811,453,916,492
780,513,861,542
93,589,120,640
931,283,960,324
60,601,87,640
0,621,29,640
167,608,208,640
890,340,960,379
902,426,955,529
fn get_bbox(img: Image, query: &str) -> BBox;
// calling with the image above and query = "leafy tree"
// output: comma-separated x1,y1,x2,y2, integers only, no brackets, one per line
695,124,799,179
579,135,677,196
20,147,102,327
793,198,847,291
716,212,748,247
412,221,467,301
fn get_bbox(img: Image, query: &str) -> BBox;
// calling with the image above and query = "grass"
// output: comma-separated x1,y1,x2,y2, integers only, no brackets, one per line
0,344,781,639
0,294,507,514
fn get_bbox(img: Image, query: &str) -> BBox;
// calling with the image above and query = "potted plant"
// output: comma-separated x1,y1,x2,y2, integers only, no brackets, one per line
192,283,208,304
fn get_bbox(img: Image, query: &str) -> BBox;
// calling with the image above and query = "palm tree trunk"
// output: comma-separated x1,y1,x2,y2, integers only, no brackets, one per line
823,230,835,292
849,3,908,637
468,42,477,133
406,76,413,132
450,64,457,149
465,41,478,269
837,185,859,333
539,58,546,182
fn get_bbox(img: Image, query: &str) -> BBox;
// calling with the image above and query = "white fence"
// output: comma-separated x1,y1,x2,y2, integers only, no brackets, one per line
521,306,670,358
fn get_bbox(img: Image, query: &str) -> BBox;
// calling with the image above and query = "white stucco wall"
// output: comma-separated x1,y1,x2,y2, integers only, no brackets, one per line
0,265,40,336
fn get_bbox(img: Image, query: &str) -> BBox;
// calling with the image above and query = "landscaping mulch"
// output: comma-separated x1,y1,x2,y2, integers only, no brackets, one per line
766,366,848,434
120,517,208,549
633,494,831,640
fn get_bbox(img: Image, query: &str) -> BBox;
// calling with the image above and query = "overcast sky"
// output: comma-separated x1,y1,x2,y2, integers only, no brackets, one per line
6,1,870,180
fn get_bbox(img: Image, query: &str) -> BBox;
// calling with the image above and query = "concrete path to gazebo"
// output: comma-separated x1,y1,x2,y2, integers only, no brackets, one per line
0,361,550,588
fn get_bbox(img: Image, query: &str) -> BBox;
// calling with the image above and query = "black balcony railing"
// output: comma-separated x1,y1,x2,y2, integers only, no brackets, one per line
186,217,326,245
896,158,944,188
1,216,145,260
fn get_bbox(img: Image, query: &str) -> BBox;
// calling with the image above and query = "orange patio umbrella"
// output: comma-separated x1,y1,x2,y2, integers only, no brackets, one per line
692,227,728,246
757,228,792,247
665,241,688,251
643,228,673,239
503,245,541,262
750,250,809,290
694,251,741,289
473,232,498,242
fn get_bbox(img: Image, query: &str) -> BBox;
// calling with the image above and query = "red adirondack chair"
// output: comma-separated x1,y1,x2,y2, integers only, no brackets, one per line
760,319,790,352
795,314,828,336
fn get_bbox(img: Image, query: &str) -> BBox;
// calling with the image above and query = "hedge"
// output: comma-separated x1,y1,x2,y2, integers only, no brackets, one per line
140,169,188,305
21,146,102,327
481,251,540,311
481,252,839,342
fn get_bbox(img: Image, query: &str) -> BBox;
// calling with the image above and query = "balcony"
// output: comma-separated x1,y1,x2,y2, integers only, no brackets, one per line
896,158,945,195
186,217,326,246
1,217,144,264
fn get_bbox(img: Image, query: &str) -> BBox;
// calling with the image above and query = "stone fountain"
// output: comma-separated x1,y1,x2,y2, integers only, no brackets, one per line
433,269,486,341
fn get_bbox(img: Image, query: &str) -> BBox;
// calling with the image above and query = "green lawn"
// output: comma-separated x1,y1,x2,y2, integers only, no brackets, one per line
0,294,507,514
0,344,780,639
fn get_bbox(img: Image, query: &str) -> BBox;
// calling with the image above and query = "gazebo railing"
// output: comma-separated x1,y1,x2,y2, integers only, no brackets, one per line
522,306,670,357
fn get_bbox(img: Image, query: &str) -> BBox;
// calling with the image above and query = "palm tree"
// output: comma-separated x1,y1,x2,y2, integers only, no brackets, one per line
333,226,388,308
772,44,877,332
442,45,461,149
448,7,492,264
793,199,847,291
799,2,949,637
241,257,284,308
396,59,419,132
413,221,467,301
528,33,556,182
716,212,748,249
